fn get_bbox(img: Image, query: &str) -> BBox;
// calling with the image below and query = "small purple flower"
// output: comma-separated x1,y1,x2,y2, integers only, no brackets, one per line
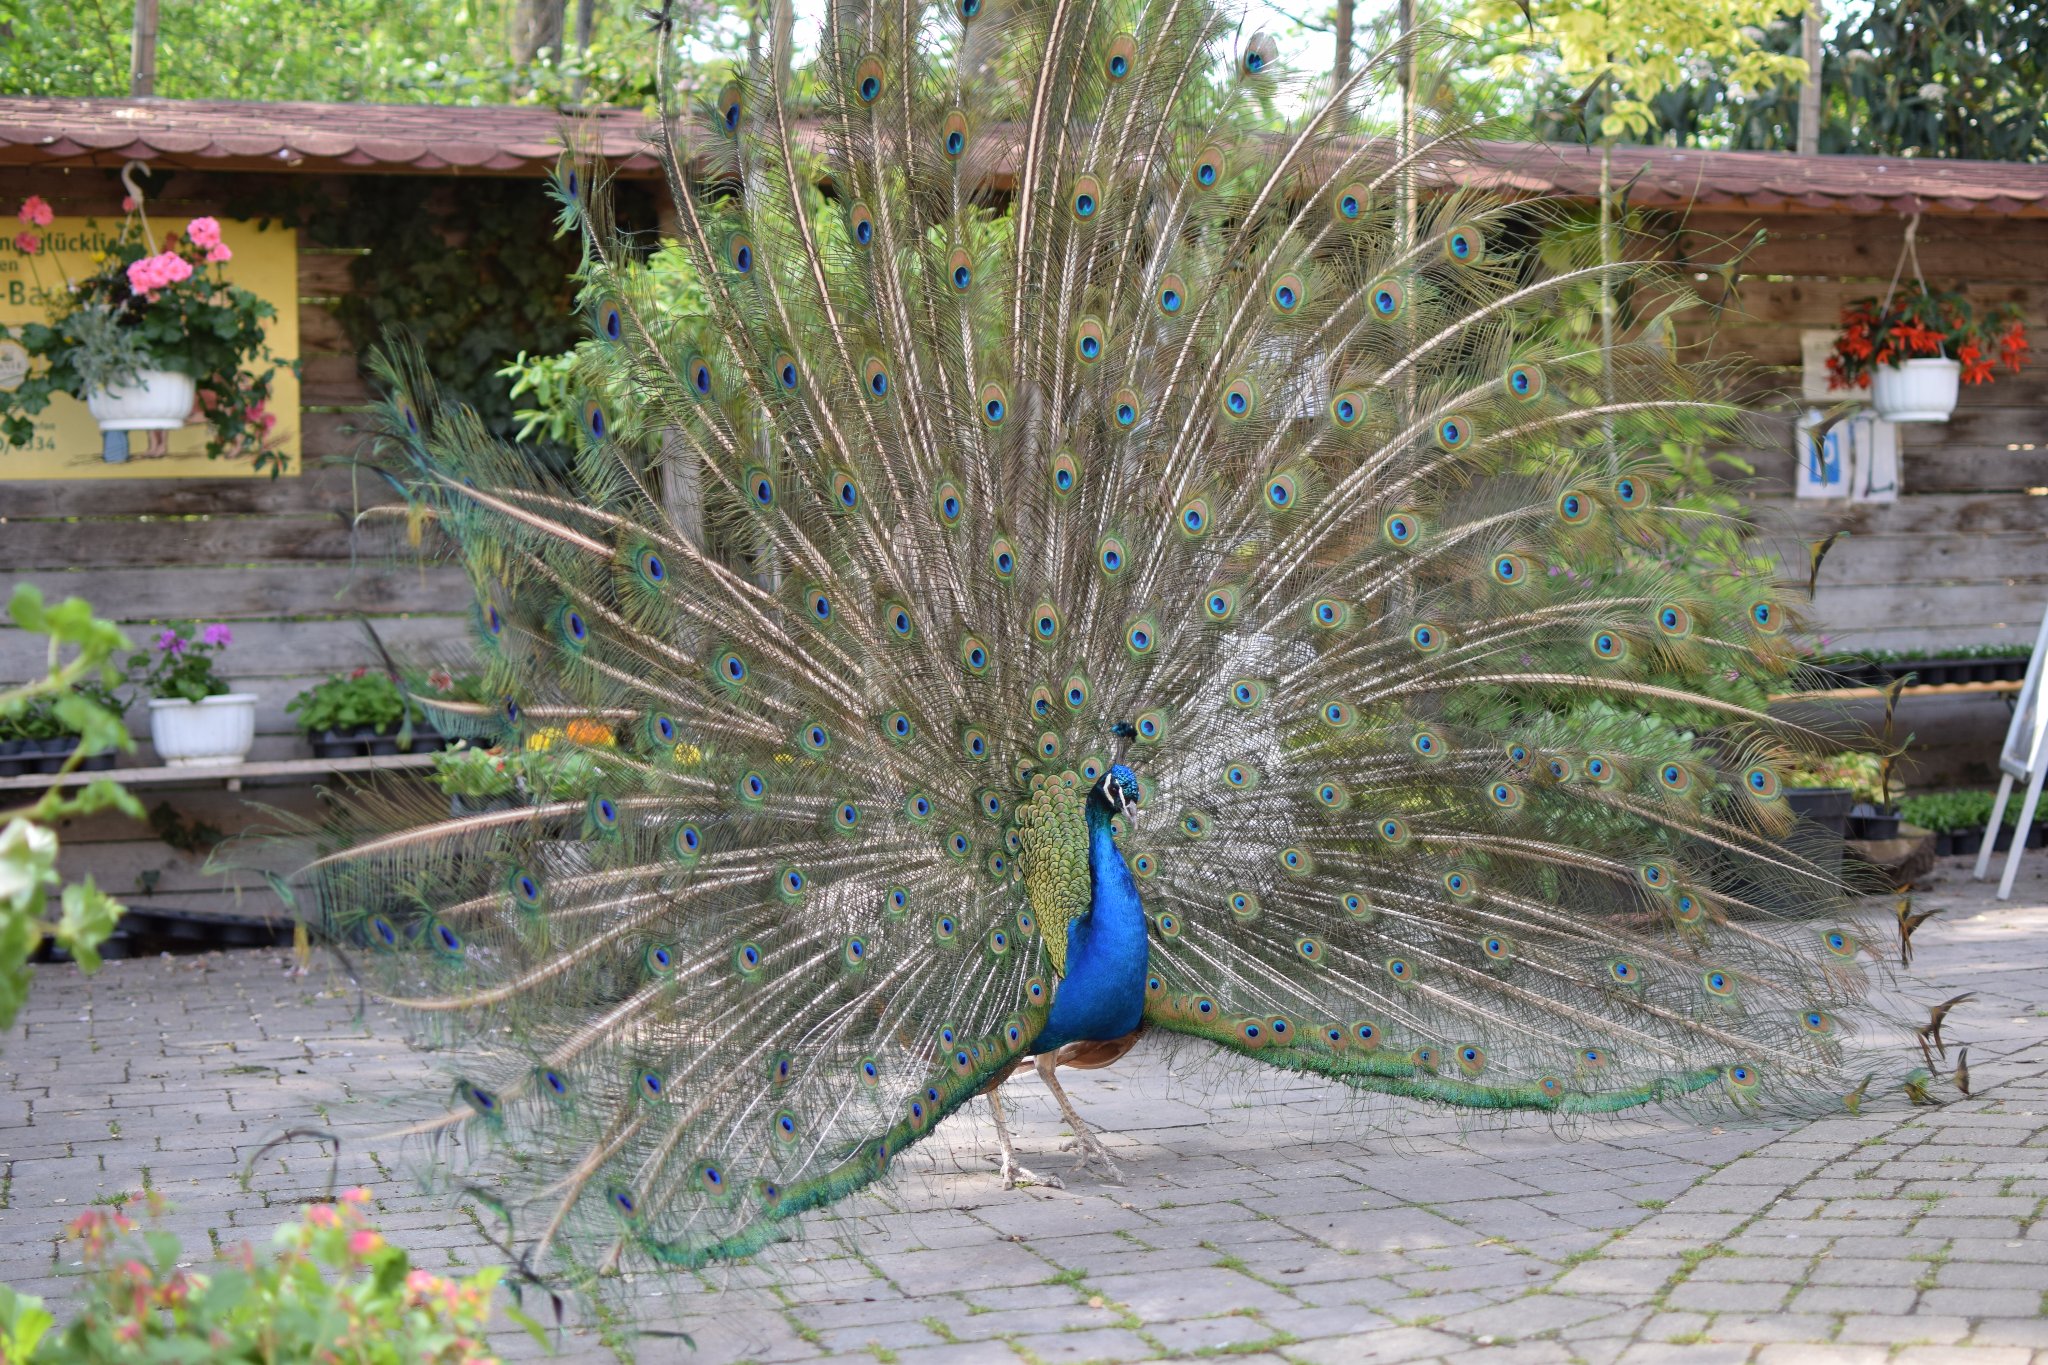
156,628,186,654
200,624,233,647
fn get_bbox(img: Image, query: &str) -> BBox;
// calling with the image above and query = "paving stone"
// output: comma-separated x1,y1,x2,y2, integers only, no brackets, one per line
1916,1287,2047,1317
1805,1256,1926,1286
8,868,2048,1362
1664,1279,1792,1313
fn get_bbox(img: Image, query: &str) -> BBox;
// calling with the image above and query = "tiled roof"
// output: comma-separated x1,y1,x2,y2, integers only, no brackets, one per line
5,96,2046,216
0,97,661,175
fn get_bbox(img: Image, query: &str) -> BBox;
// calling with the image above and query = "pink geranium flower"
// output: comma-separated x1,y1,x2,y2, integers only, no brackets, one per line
205,243,232,264
155,628,186,654
184,216,221,249
17,195,53,228
125,251,193,296
200,623,233,647
12,232,39,256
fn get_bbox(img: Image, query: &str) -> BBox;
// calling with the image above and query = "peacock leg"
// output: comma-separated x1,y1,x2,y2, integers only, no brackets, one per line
1035,1052,1124,1181
987,1086,1061,1189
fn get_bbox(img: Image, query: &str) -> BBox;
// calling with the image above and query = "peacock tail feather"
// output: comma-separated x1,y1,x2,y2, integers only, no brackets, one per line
296,0,1918,1285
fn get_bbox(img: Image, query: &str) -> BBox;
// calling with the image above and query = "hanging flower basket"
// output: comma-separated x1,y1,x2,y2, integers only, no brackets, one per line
0,198,290,474
84,368,196,432
1869,357,1962,424
1829,285,2028,425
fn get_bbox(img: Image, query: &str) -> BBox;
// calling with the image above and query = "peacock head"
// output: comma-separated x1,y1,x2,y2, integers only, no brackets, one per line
1093,763,1142,815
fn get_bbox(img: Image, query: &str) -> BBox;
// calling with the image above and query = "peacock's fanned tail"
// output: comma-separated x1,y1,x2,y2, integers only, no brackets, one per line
302,0,1919,1284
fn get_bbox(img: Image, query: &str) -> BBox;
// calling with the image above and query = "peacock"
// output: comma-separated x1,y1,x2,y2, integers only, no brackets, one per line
300,0,1926,1290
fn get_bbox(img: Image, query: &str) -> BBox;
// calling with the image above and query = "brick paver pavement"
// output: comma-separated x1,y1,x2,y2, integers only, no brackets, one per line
4,852,2047,1363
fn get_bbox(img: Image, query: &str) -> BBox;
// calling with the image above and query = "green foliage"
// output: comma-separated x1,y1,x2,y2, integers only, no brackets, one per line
0,0,751,106
0,586,141,1032
4,1188,543,1363
427,739,609,800
288,671,411,734
126,623,234,704
1636,1,2047,159
1786,751,1886,803
328,177,588,437
429,742,519,799
0,213,293,475
1462,0,1809,139
1899,789,1996,834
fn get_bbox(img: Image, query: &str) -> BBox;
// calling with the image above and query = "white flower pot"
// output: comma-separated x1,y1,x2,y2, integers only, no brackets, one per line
1870,357,1960,423
149,694,257,768
85,369,195,432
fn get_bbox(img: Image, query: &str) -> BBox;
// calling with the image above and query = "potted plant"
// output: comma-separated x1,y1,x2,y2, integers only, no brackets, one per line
1785,751,1883,840
286,669,413,758
1901,790,1996,857
6,699,67,775
429,742,519,815
1829,287,2030,423
1,200,291,473
130,624,255,768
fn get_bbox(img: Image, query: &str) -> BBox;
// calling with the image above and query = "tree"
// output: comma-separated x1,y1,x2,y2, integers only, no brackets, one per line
1463,0,1811,140
1642,0,2048,160
0,0,750,107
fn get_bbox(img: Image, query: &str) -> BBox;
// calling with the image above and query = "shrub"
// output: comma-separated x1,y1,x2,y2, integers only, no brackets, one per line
1,1189,541,1363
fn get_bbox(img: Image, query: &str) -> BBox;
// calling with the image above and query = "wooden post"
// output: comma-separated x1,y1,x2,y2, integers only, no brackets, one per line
1798,0,1823,155
1333,0,1354,88
130,0,159,97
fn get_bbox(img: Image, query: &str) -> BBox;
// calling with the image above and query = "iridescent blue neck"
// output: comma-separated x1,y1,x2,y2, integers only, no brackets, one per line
1032,800,1149,1053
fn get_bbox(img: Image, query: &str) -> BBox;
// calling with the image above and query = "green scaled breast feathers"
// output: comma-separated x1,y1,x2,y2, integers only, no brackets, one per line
298,0,1922,1295
1017,770,1093,974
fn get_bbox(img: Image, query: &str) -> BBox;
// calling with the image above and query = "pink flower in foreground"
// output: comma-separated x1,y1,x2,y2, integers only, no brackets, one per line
346,1229,384,1257
155,628,185,654
304,1204,340,1229
184,216,221,249
12,232,39,256
342,1186,372,1204
120,195,137,213
18,195,53,228
205,242,232,264
199,623,233,647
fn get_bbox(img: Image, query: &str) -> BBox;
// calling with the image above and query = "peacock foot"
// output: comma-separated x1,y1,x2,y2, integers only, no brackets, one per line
1058,1131,1124,1181
995,1153,1063,1190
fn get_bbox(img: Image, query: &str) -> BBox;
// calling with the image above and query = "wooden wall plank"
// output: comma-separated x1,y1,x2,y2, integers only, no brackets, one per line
0,616,470,683
1671,212,2048,280
0,516,359,571
2,465,391,517
13,564,469,621
1749,492,2048,536
297,251,366,295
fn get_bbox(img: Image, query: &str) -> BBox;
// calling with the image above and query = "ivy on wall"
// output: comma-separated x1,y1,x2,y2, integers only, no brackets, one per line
325,176,588,436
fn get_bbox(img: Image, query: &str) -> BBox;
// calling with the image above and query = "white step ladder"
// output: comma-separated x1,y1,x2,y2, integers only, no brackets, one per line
1974,604,2048,899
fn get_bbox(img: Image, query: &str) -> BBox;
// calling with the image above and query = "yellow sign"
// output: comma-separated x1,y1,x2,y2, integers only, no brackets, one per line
0,217,300,479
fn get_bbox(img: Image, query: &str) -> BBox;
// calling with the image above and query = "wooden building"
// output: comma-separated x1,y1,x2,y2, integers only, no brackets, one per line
1,97,2045,928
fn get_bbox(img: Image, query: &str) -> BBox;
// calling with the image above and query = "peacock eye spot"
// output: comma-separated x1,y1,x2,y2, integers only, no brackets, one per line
1161,289,1180,312
1075,193,1095,216
1341,195,1359,217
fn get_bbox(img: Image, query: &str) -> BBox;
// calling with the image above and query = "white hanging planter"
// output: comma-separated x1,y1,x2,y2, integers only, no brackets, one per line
149,693,258,767
1870,357,1961,423
85,368,195,432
